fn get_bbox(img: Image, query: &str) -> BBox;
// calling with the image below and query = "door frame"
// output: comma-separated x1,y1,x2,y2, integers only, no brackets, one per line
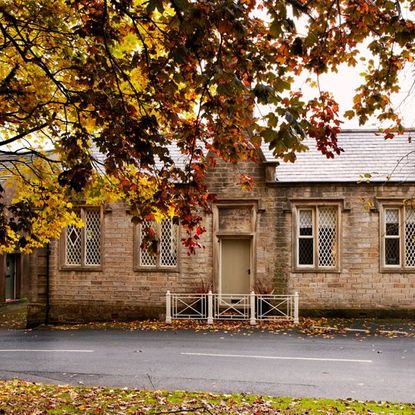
212,200,259,295
218,235,253,295
3,253,21,301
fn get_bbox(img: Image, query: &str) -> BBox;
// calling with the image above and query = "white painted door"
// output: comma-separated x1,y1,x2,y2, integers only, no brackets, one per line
220,239,251,294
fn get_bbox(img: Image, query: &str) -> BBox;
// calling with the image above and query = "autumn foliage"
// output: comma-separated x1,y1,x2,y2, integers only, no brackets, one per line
0,0,413,252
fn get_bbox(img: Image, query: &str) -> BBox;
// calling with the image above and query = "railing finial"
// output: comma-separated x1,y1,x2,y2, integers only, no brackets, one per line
207,290,213,325
293,291,299,324
250,291,256,326
166,291,172,324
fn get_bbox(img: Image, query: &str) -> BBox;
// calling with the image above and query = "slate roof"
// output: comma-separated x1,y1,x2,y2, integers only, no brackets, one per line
9,130,413,184
91,142,189,171
261,130,415,183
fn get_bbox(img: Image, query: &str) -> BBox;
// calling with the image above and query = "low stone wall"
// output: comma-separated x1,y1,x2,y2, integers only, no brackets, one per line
47,304,164,324
300,307,415,319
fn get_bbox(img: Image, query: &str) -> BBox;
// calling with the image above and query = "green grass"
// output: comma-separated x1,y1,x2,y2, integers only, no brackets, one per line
0,380,414,414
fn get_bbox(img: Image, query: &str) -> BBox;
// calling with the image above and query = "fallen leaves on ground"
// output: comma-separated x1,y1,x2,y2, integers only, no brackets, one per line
46,318,415,339
1,301,412,339
0,380,414,415
0,302,27,329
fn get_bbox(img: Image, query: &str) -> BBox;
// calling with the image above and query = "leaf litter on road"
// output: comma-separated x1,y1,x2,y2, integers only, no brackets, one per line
45,318,415,339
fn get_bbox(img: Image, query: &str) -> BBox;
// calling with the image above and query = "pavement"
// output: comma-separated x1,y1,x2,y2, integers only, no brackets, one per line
1,301,414,335
0,301,27,329
309,317,415,336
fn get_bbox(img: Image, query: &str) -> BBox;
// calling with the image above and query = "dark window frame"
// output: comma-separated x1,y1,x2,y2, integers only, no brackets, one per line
294,205,340,272
381,205,415,270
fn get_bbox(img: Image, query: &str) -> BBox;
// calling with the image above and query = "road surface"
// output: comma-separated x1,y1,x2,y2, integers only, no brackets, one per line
0,329,413,402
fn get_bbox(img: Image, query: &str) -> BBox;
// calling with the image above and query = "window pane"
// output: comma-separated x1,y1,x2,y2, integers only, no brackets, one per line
299,238,313,265
385,209,399,236
318,207,337,267
65,225,81,265
385,238,400,265
405,208,415,267
139,220,157,266
160,220,177,267
85,209,101,265
299,210,313,236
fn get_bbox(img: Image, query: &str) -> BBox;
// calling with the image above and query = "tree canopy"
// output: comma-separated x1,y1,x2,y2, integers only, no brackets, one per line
0,0,414,252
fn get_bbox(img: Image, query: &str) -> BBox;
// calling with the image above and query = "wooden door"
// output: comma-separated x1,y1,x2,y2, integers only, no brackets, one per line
220,239,251,294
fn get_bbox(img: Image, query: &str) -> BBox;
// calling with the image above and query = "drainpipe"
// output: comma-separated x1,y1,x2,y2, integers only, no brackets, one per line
45,243,50,325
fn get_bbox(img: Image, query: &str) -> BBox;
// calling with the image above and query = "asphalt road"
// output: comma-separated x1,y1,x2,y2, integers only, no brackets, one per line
0,329,414,402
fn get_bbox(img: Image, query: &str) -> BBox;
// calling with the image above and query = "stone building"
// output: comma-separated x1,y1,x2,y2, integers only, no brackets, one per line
0,253,32,304
0,169,37,305
22,130,415,324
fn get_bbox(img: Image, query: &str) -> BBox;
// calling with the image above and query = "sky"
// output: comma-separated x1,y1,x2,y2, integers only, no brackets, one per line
297,62,415,130
257,3,415,131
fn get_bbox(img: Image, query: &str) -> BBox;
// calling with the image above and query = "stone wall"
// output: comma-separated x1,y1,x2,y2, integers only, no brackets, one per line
205,156,278,293
29,156,415,323
26,247,49,327
47,200,214,323
45,155,278,323
276,182,415,315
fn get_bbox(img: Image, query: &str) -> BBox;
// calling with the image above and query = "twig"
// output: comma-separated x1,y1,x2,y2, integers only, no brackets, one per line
146,373,156,389
153,405,214,414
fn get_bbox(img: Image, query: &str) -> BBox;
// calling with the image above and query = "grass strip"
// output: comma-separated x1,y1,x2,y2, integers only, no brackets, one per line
0,380,414,414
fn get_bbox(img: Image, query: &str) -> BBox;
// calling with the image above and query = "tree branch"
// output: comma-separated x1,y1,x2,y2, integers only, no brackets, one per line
0,122,49,147
0,64,19,88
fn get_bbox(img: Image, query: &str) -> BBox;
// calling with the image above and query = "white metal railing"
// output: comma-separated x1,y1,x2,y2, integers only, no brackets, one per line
166,291,299,325
169,293,208,320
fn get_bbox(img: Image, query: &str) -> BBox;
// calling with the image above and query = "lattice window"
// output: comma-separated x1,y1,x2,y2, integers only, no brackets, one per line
405,208,415,267
160,220,177,267
138,219,178,268
318,207,337,267
85,209,101,265
384,208,400,266
64,208,101,267
298,210,313,265
139,220,157,267
65,225,82,265
384,205,415,268
297,206,338,269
